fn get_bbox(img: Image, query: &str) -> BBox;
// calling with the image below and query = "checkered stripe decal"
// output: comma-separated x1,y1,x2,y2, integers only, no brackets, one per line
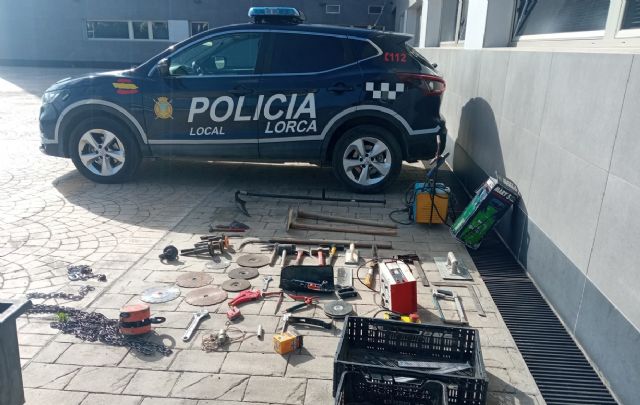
365,82,405,100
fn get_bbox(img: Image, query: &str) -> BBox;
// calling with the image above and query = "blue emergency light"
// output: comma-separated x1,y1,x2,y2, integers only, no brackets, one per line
248,7,304,24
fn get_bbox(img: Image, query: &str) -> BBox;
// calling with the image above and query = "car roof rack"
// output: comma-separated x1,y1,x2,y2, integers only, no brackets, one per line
248,7,305,25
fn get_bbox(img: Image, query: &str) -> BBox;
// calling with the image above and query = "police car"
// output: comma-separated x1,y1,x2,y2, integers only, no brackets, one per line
39,7,446,193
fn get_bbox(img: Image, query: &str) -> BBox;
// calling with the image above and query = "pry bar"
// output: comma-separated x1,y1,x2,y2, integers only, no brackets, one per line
235,190,385,216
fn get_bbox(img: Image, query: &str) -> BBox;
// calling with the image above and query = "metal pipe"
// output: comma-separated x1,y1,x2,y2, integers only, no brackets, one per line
296,209,397,229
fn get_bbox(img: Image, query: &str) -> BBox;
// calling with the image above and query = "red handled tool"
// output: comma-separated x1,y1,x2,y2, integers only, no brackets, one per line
228,289,282,307
294,249,309,265
285,294,319,313
227,289,282,320
311,247,329,265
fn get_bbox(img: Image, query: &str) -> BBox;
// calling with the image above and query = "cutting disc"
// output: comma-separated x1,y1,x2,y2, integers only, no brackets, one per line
221,278,251,292
176,272,213,288
228,267,259,280
324,300,353,319
236,254,269,268
205,255,231,270
140,285,181,304
185,286,227,306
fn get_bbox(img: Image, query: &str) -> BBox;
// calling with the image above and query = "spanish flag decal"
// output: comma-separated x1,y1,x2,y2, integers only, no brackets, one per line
113,78,139,95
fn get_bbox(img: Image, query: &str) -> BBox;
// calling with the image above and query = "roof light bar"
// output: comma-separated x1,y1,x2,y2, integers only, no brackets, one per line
248,7,304,24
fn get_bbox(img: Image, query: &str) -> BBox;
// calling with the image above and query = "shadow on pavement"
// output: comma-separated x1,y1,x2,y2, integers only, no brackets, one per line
52,159,427,231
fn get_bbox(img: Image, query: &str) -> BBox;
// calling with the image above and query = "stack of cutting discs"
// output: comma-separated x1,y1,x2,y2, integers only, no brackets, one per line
221,279,251,292
176,272,212,288
228,267,259,280
185,287,227,306
323,300,353,319
236,254,269,268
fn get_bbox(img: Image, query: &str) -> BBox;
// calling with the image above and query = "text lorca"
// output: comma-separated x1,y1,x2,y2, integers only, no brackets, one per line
188,93,316,136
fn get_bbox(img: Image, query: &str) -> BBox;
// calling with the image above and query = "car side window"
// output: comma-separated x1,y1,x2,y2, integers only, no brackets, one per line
268,33,353,74
169,32,262,76
350,39,379,61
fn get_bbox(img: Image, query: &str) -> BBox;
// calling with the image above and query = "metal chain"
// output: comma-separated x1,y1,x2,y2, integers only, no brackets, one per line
67,264,107,282
26,305,172,356
27,285,95,301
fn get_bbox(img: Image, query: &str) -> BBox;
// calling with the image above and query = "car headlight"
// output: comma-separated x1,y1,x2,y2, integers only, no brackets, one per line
42,89,68,104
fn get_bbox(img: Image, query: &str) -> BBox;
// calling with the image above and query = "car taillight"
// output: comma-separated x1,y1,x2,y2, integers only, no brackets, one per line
397,73,446,96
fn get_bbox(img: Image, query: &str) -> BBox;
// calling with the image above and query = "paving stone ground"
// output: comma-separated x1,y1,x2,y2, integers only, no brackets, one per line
1,66,546,404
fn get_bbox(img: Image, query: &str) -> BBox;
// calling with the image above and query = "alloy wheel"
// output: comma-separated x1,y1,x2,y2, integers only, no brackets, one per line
342,137,392,186
77,129,126,176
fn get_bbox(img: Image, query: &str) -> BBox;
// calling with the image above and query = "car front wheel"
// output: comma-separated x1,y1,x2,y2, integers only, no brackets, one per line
332,125,402,193
69,117,141,183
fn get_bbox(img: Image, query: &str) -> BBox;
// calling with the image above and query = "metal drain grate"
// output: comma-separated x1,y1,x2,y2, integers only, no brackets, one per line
441,171,618,404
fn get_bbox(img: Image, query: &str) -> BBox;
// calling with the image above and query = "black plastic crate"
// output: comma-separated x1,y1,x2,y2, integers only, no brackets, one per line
334,317,488,405
335,371,448,405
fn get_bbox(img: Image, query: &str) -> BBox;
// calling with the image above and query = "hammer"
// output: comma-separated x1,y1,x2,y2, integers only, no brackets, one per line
277,244,296,267
311,247,330,266
324,244,346,265
269,243,280,266
294,249,310,265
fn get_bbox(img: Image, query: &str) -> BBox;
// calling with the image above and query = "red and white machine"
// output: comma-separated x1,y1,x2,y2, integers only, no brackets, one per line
379,261,417,314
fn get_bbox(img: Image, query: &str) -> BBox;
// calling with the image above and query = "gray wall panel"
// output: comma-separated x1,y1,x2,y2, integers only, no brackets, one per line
587,175,640,330
500,51,550,141
495,119,538,207
610,55,640,187
574,280,640,405
426,47,639,403
525,216,586,328
526,139,607,272
539,52,632,171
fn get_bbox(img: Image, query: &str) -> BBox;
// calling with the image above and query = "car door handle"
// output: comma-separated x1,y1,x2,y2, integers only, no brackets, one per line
229,86,254,96
327,83,354,93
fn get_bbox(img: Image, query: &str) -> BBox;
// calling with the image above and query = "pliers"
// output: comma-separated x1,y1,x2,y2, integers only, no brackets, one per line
285,293,319,313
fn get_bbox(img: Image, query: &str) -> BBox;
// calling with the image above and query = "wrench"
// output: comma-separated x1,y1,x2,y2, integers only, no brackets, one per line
262,276,273,292
183,309,210,342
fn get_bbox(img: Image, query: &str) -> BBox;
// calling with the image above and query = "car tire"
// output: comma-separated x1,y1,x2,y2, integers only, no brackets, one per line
68,117,141,184
332,125,402,193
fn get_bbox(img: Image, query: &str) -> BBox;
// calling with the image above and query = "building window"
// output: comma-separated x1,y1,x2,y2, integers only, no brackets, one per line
191,21,209,35
368,5,383,14
326,4,341,14
622,0,640,30
440,0,458,42
440,0,467,44
86,20,170,40
132,21,150,39
458,0,469,41
152,22,169,40
513,0,610,38
86,21,129,39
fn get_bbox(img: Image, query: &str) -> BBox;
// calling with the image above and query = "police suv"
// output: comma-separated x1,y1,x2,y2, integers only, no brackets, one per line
40,7,446,193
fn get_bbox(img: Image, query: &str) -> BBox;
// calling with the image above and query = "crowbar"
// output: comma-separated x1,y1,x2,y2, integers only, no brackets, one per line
235,190,385,216
236,237,392,251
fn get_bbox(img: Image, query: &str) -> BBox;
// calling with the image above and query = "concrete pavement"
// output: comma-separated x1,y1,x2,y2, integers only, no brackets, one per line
0,66,545,405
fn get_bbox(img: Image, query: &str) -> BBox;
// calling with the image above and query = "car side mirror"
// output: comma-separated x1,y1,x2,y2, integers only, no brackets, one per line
432,63,438,68
214,56,226,70
157,58,170,76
